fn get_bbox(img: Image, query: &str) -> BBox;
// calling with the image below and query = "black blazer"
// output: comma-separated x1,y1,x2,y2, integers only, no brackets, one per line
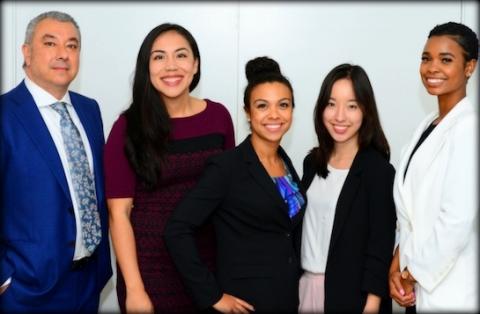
164,136,306,313
302,147,396,313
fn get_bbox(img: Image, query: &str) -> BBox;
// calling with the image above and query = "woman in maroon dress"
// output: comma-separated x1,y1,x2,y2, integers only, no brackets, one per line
104,23,235,313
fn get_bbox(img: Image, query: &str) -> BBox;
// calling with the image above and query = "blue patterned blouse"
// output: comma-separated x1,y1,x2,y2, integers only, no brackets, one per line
272,169,305,218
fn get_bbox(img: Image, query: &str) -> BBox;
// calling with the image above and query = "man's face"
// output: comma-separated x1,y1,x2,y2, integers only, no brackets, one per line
22,18,80,99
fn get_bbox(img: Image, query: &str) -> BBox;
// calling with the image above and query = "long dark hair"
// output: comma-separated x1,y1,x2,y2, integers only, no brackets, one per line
124,23,201,189
311,63,390,178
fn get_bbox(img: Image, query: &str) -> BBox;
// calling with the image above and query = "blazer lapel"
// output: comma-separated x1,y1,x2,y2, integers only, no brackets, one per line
70,92,100,169
70,93,99,153
10,82,71,200
239,137,291,219
328,150,363,253
69,92,105,201
407,98,473,180
394,111,436,219
399,98,474,220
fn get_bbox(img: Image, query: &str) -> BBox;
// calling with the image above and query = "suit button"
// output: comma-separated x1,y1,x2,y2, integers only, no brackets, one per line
288,257,293,264
286,233,291,238
68,207,74,215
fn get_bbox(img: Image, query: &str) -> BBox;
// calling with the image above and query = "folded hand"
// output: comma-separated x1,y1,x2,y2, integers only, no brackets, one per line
389,270,416,307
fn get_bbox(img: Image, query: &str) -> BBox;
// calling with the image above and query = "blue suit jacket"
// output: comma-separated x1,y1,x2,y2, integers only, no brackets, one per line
0,81,112,310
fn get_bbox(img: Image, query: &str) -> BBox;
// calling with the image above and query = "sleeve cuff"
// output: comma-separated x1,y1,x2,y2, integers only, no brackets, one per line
1,277,11,288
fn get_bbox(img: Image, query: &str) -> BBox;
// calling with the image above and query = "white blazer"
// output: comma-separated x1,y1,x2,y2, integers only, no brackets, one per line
394,97,478,312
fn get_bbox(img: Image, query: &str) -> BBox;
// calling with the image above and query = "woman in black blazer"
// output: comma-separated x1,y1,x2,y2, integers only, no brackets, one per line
164,56,306,313
299,64,396,313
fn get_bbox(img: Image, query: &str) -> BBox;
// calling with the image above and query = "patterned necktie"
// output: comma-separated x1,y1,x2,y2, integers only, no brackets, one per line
51,102,101,253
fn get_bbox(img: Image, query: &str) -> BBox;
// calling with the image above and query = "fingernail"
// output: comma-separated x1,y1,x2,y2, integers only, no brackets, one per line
400,289,405,296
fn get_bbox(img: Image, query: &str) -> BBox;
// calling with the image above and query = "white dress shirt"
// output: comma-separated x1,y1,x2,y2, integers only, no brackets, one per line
24,76,95,261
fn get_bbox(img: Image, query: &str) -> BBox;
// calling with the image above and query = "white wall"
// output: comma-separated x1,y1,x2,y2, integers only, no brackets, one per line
1,1,478,312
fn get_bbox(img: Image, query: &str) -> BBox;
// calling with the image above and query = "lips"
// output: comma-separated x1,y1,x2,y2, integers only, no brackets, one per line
333,125,348,134
161,76,183,86
425,77,446,86
264,123,282,131
51,65,69,71
51,61,69,70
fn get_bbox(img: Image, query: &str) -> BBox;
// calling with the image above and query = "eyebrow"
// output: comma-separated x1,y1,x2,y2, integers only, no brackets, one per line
150,47,189,54
254,97,291,103
422,51,456,58
329,97,357,102
41,33,79,43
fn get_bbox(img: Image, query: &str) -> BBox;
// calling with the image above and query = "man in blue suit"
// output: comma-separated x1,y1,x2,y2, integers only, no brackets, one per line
0,11,112,312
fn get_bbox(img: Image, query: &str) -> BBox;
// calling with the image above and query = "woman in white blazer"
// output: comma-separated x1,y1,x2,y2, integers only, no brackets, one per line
389,22,478,312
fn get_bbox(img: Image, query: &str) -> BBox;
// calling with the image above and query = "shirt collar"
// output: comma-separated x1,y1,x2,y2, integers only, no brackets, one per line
24,76,72,108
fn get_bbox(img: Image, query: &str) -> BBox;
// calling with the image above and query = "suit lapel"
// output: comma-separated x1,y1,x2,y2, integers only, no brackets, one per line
69,92,104,201
70,92,99,168
11,82,71,200
399,98,473,219
393,111,436,220
240,137,291,219
328,150,363,254
408,98,472,179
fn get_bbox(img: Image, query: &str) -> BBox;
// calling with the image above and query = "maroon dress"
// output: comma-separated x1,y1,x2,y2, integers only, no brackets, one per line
104,100,235,313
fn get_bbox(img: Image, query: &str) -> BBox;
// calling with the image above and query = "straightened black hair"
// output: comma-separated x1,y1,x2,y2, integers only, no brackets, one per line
311,63,390,178
428,21,479,62
124,23,201,190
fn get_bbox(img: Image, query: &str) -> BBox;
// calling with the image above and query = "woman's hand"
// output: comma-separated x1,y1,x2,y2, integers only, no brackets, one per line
126,288,154,314
362,293,381,313
401,268,417,283
389,247,416,307
213,293,255,313
389,269,416,307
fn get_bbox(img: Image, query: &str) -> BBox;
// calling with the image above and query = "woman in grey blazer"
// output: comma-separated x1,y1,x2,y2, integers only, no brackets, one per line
164,56,306,313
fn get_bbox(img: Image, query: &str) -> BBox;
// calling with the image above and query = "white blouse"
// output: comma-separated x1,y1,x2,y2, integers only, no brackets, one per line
301,164,349,273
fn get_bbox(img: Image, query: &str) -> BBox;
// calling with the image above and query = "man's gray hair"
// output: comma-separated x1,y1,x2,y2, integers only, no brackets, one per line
24,11,81,45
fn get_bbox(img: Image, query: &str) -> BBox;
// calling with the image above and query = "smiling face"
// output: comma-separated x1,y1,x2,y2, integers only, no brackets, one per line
420,35,476,106
22,18,80,99
149,30,198,101
323,78,363,150
246,81,293,146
